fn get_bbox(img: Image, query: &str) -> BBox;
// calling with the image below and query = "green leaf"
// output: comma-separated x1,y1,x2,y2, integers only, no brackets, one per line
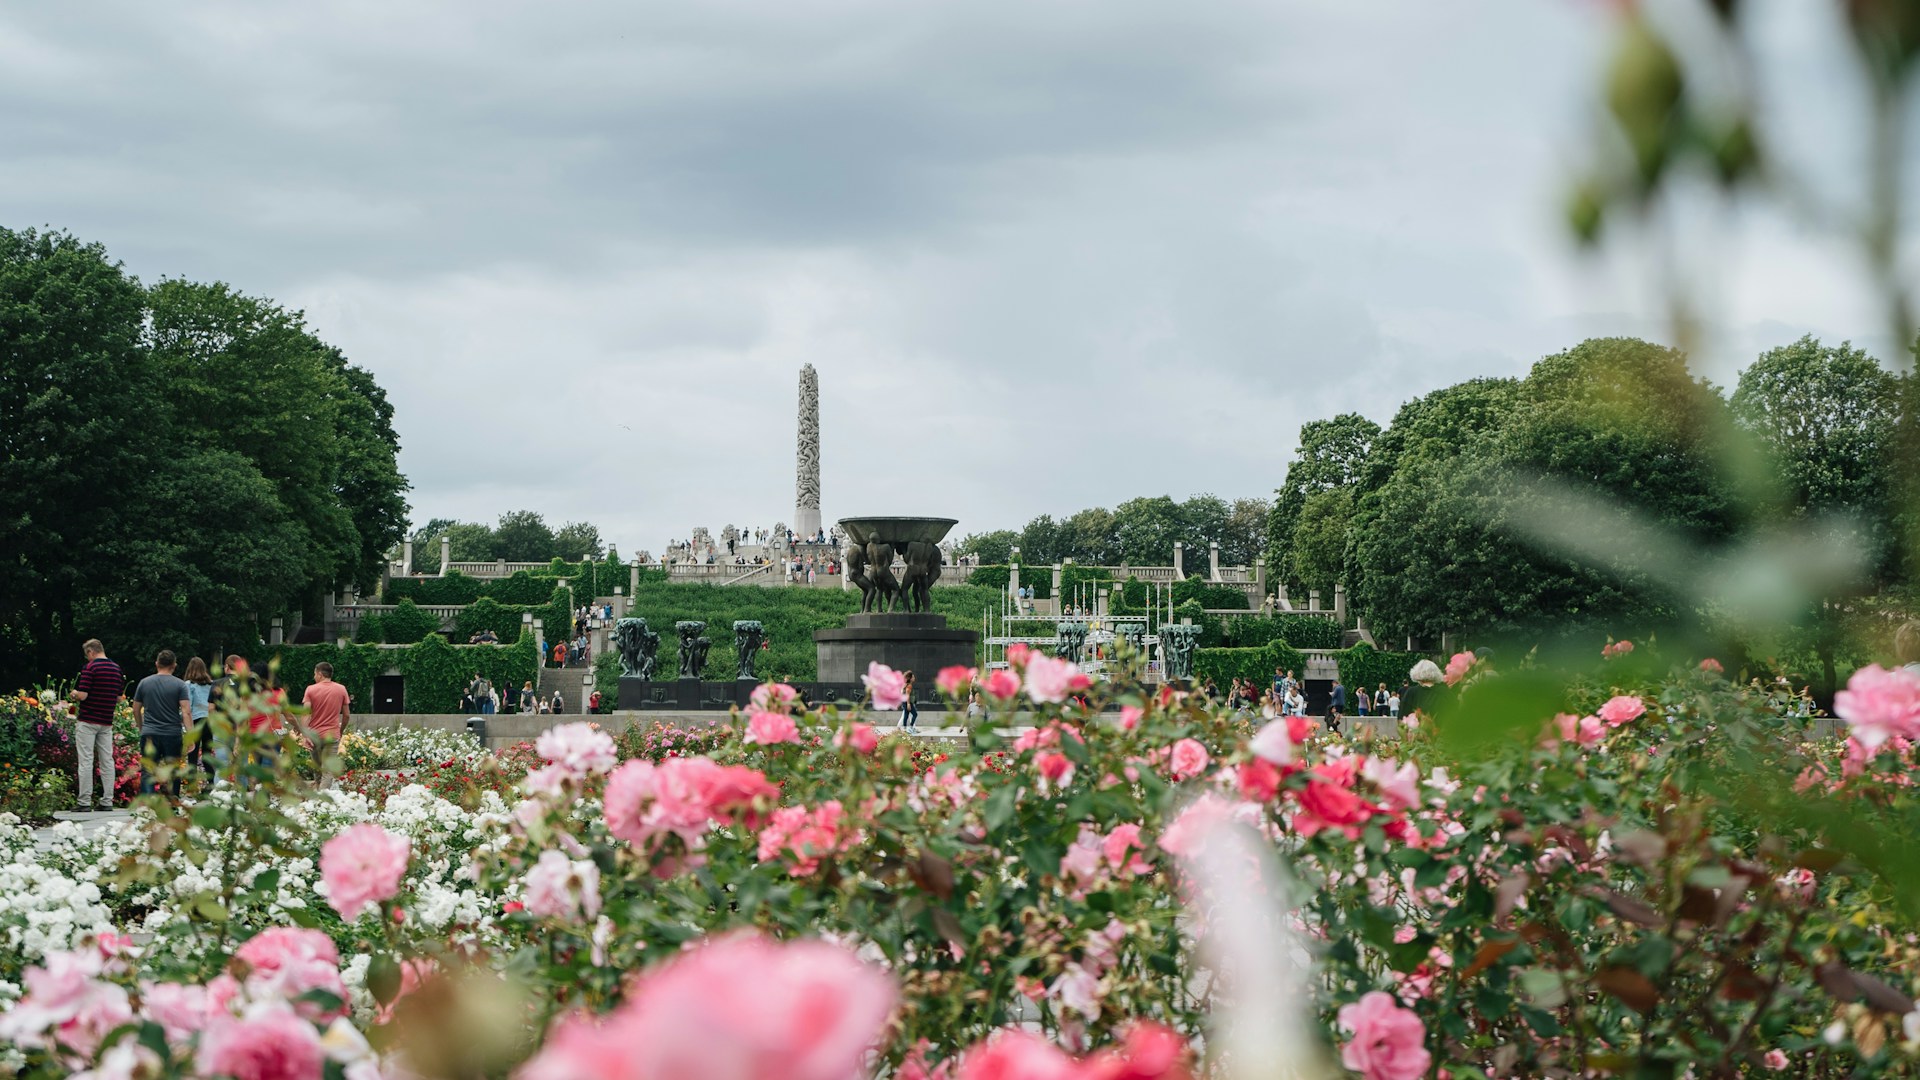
368,953,402,1005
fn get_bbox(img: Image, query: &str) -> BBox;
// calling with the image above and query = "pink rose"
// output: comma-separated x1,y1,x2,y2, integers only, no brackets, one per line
957,1030,1079,1080
864,662,908,710
936,665,978,697
1763,1049,1789,1070
197,1003,326,1080
319,823,410,922
1442,651,1475,686
1337,991,1431,1080
1292,762,1373,840
523,849,603,921
756,802,855,876
1834,664,1920,749
1034,750,1076,790
834,722,880,754
516,1013,636,1080
522,934,895,1080
232,930,347,1018
0,949,133,1057
1157,793,1258,859
1082,1022,1191,1080
535,722,618,777
602,759,659,845
1005,643,1035,670
749,683,800,712
1596,695,1646,728
1101,823,1151,875
1118,705,1144,732
1575,715,1606,747
745,709,800,746
1237,757,1282,802
1248,719,1295,765
1700,657,1724,675
1601,639,1634,659
1361,757,1421,811
141,981,211,1040
1024,655,1088,704
982,669,1021,701
1166,738,1210,781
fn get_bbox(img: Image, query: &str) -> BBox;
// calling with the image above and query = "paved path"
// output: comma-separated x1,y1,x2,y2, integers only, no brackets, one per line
31,808,134,849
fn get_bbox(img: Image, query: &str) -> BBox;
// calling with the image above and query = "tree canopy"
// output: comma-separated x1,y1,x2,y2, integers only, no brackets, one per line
958,493,1269,569
0,228,409,686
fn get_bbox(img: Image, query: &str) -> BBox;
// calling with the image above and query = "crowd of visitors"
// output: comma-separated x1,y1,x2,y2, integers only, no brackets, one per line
460,674,569,715
65,640,344,813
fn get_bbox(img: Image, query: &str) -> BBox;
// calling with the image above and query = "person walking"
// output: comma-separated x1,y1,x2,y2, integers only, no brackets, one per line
900,670,919,731
552,640,568,668
130,650,192,799
551,690,566,714
1328,679,1347,735
519,680,537,714
588,689,602,713
68,639,124,812
300,662,351,779
183,657,215,784
471,674,495,715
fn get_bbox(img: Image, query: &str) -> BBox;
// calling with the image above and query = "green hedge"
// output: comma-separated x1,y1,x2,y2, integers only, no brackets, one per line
385,562,665,606
1171,578,1250,610
1215,613,1343,650
966,565,1051,600
1192,640,1308,686
615,581,1002,681
1337,642,1428,696
261,629,540,715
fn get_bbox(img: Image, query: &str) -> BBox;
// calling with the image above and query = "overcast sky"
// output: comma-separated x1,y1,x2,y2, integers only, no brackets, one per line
3,1,1905,557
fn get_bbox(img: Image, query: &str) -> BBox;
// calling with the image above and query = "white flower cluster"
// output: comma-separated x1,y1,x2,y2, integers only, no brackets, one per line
0,783,515,987
0,810,113,960
347,726,488,770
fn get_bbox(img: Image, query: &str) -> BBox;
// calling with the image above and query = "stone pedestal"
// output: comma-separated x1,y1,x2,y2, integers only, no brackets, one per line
814,613,978,706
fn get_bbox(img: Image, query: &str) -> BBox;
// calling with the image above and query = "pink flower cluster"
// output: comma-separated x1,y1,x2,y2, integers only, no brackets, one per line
864,662,909,709
936,665,978,697
1601,639,1634,659
1024,654,1092,704
1834,664,1920,749
944,1023,1192,1080
750,682,800,712
517,934,895,1080
744,709,800,746
0,930,372,1079
1059,822,1154,892
1442,651,1476,686
604,756,780,858
319,822,410,921
523,849,604,921
756,800,857,876
1337,991,1431,1080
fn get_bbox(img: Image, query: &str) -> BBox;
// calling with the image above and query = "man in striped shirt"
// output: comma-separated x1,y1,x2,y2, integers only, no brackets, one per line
67,639,124,811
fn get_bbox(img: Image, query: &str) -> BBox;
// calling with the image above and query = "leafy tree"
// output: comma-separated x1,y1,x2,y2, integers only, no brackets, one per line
492,511,556,562
554,521,605,562
1062,508,1120,565
443,523,498,565
1178,494,1230,561
1351,338,1738,646
1113,496,1184,565
1017,515,1063,566
1289,488,1351,598
1264,413,1381,591
958,530,1016,565
1732,335,1903,573
0,228,152,682
1220,497,1270,568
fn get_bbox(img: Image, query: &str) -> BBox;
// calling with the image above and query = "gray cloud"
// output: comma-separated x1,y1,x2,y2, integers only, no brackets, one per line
1,0,1898,557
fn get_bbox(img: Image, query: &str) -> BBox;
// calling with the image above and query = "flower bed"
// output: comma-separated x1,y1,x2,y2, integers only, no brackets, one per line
3,644,1919,1078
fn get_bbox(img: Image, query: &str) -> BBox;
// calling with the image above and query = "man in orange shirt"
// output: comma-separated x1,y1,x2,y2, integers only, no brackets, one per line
300,662,351,781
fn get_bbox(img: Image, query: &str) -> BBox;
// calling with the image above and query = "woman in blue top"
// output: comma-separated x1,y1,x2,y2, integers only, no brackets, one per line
183,656,217,781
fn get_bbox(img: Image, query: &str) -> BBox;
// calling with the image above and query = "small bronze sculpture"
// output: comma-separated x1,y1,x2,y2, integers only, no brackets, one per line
1161,624,1201,681
1055,621,1089,664
733,620,766,680
675,621,707,679
613,617,661,680
898,541,943,613
863,540,900,613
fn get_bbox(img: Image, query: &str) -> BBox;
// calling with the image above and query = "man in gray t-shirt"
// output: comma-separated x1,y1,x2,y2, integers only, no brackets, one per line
130,650,192,798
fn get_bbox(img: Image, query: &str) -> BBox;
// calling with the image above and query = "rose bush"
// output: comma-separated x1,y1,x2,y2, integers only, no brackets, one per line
1,648,1918,1078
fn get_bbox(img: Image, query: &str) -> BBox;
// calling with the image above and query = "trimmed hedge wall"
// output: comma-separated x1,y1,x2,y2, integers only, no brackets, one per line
385,562,666,606
1337,642,1427,695
966,565,1052,600
1216,613,1342,651
615,582,1003,682
262,629,540,715
1191,640,1308,687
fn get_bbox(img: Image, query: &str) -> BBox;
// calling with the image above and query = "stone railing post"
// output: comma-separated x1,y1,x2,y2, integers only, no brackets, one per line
1173,542,1185,579
1309,589,1322,612
1208,541,1220,582
402,539,413,575
439,535,451,577
1334,582,1347,624
1009,561,1021,596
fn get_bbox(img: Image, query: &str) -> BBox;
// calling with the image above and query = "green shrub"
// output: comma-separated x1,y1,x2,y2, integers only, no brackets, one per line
454,597,522,643
1337,641,1428,695
1172,578,1250,610
966,565,1051,600
380,600,443,644
353,614,387,644
262,629,539,715
1214,613,1343,650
